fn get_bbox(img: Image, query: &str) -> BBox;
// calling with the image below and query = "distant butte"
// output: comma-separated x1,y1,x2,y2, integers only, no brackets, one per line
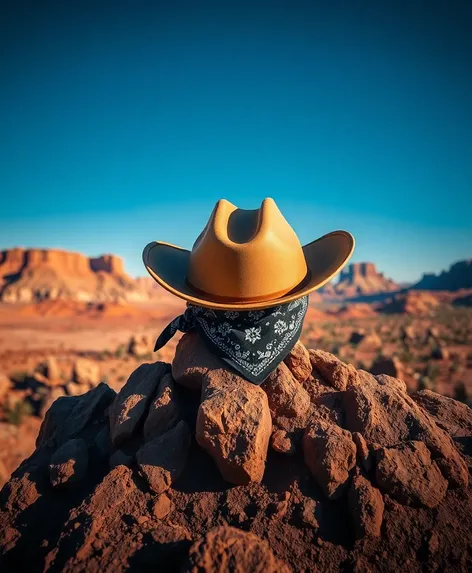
0,247,161,304
321,262,400,298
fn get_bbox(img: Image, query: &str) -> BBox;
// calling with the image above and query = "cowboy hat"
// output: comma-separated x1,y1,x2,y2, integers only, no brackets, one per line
143,198,355,310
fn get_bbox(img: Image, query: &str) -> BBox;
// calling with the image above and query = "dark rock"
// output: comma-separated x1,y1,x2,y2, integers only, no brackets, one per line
143,373,181,441
136,420,191,494
109,362,168,447
49,438,88,487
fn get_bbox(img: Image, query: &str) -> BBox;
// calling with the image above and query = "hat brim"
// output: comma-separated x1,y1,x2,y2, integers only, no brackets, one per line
142,230,355,310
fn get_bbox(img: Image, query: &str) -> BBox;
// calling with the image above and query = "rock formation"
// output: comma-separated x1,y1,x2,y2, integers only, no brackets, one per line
0,337,471,572
378,290,440,315
321,262,400,298
0,247,165,304
412,260,472,291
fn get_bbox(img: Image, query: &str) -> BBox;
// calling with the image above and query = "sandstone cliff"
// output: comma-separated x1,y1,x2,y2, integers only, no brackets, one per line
0,248,159,304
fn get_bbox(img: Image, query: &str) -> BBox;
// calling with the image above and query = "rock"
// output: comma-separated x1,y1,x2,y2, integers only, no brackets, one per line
65,381,90,396
411,389,472,438
427,326,440,340
352,432,373,473
303,419,356,499
49,438,88,487
376,441,448,508
283,340,312,383
261,363,311,454
39,386,67,417
35,356,60,382
172,331,229,392
196,369,272,485
348,471,384,538
401,326,415,342
183,526,291,573
94,426,112,458
374,372,407,393
143,373,181,441
136,420,191,494
1,471,40,514
431,346,449,360
343,370,468,488
0,373,11,401
308,349,359,391
369,356,403,378
350,332,382,351
127,334,153,357
270,429,295,455
73,358,100,386
37,382,115,448
349,330,366,344
300,499,319,529
109,448,135,469
152,493,172,519
261,362,310,420
378,291,440,315
109,362,168,447
269,495,290,519
327,262,400,297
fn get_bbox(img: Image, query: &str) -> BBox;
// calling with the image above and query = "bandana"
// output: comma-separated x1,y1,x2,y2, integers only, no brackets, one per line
154,296,308,385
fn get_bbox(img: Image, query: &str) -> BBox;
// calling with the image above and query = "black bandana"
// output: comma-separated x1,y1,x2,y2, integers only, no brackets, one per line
154,296,308,385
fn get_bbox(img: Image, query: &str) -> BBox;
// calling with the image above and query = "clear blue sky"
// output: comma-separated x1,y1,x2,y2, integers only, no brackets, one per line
1,1,471,283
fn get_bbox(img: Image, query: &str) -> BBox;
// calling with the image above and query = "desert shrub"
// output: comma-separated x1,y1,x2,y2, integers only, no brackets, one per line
114,344,127,359
10,371,29,385
417,376,436,392
424,362,441,382
98,350,112,361
4,399,34,426
138,353,154,362
449,360,462,374
398,350,414,363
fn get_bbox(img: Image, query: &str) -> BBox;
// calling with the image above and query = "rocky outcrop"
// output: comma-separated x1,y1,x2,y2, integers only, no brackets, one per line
0,247,164,304
0,338,471,572
412,259,472,291
412,389,472,437
378,290,440,315
321,262,400,298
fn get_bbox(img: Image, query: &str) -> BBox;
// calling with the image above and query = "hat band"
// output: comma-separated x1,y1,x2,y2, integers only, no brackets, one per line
184,270,312,305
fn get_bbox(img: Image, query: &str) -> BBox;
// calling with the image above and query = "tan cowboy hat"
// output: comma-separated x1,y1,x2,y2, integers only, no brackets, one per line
143,198,355,310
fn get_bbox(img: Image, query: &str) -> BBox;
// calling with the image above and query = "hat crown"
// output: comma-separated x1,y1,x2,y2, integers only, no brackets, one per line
187,198,308,303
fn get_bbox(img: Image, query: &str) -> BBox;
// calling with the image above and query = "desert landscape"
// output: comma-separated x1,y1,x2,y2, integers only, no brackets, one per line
0,248,471,571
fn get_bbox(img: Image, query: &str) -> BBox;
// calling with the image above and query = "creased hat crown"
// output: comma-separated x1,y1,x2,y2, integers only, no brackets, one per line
186,198,308,303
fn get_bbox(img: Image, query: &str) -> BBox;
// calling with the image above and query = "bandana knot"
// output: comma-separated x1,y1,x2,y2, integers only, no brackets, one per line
154,296,309,385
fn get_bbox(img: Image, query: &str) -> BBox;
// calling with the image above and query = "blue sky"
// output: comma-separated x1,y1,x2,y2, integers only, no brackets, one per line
1,1,471,283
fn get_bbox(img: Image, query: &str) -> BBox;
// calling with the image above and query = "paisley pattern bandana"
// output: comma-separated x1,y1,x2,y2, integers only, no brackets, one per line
154,296,309,385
